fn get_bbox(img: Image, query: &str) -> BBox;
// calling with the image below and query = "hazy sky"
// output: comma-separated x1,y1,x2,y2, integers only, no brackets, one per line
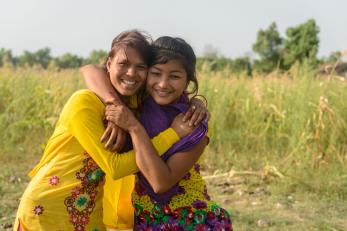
1,0,346,58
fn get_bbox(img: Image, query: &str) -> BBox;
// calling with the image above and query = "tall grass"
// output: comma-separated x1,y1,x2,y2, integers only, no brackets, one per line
199,66,347,199
0,65,347,201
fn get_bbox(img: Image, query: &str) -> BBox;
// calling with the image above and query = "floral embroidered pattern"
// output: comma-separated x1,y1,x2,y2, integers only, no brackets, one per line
183,172,191,180
203,185,211,200
64,153,105,231
192,199,207,209
33,205,44,215
194,163,200,173
134,203,232,230
49,175,60,185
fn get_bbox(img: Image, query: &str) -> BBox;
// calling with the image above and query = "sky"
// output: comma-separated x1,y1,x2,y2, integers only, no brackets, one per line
1,0,346,59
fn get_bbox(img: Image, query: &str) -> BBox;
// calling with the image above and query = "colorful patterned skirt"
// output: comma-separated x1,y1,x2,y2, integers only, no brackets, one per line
134,203,232,231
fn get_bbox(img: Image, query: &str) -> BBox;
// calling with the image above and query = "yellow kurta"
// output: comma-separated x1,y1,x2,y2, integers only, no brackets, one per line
14,89,179,231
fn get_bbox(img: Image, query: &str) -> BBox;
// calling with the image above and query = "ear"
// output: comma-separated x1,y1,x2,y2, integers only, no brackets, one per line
106,57,112,73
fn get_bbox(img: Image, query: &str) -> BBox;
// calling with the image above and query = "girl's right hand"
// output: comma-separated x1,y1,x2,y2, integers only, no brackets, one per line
105,104,139,132
170,113,196,138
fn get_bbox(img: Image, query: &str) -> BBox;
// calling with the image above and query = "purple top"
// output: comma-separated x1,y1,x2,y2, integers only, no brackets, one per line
137,94,208,205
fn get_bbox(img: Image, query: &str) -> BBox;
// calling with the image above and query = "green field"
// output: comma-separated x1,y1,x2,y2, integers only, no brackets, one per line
1,65,347,230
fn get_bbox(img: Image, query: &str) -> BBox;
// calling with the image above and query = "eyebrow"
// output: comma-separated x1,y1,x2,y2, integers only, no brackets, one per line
151,66,184,74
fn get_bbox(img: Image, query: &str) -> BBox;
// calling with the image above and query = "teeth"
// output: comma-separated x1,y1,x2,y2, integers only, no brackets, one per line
122,80,136,85
155,90,170,96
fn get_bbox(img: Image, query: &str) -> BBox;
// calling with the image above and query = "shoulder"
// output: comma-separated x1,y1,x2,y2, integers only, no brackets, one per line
61,89,104,120
70,89,101,103
67,89,104,109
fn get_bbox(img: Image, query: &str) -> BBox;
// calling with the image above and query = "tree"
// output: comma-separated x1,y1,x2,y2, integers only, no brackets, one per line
282,19,320,68
0,48,15,67
252,22,283,73
230,56,252,76
34,47,52,68
56,53,84,69
18,50,36,67
85,49,107,65
18,47,52,68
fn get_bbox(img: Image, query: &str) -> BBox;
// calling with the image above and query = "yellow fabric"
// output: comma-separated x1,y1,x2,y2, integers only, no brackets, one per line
14,89,180,231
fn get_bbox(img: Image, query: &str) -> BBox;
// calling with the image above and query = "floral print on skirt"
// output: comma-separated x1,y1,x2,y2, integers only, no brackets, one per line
134,203,232,231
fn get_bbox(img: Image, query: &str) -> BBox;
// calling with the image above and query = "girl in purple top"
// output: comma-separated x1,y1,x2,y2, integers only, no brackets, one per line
106,36,232,230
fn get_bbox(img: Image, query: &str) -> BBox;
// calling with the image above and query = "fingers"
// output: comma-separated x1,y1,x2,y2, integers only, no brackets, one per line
110,129,126,152
101,124,112,143
190,108,207,126
183,105,195,122
187,107,210,126
105,104,119,114
188,107,202,126
104,125,117,150
106,115,117,124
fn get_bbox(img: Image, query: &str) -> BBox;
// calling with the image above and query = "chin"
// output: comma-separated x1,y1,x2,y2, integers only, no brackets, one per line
152,97,171,106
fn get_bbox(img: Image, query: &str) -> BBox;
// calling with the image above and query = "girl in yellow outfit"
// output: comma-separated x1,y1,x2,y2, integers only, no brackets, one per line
14,30,201,231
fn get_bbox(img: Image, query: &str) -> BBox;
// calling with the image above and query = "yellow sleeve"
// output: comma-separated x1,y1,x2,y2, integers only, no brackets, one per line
61,90,180,180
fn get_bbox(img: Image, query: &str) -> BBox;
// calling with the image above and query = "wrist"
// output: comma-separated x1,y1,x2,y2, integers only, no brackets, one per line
170,125,185,138
104,92,122,105
128,121,144,134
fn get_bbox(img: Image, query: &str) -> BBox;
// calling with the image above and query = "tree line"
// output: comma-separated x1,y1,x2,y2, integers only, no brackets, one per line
0,48,107,69
199,19,342,75
0,19,343,74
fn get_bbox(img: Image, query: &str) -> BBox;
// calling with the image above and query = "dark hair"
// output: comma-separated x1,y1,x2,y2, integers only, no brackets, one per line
150,36,198,95
104,29,152,66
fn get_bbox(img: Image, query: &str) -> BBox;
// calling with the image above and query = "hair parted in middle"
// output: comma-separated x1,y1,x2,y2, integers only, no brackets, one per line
104,29,153,66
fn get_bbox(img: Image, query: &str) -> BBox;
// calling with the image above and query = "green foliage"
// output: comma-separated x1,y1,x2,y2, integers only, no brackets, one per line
199,68,347,199
0,48,15,67
197,56,252,76
84,49,107,65
18,47,52,68
283,19,320,68
55,53,84,69
252,22,283,73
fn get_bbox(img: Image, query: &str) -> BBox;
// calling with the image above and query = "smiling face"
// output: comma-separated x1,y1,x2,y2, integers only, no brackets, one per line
146,59,188,105
107,47,147,97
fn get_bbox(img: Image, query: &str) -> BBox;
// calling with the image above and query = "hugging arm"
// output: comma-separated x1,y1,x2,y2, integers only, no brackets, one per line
131,124,208,193
80,64,121,104
106,105,208,193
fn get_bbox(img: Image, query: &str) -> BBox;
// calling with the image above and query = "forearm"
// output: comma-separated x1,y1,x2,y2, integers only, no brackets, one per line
80,64,118,103
129,124,175,193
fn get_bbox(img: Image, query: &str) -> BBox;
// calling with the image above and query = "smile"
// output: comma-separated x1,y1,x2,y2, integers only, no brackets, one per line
121,79,137,86
154,89,172,97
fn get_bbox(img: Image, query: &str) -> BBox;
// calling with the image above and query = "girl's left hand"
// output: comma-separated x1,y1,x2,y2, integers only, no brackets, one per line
183,97,210,126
